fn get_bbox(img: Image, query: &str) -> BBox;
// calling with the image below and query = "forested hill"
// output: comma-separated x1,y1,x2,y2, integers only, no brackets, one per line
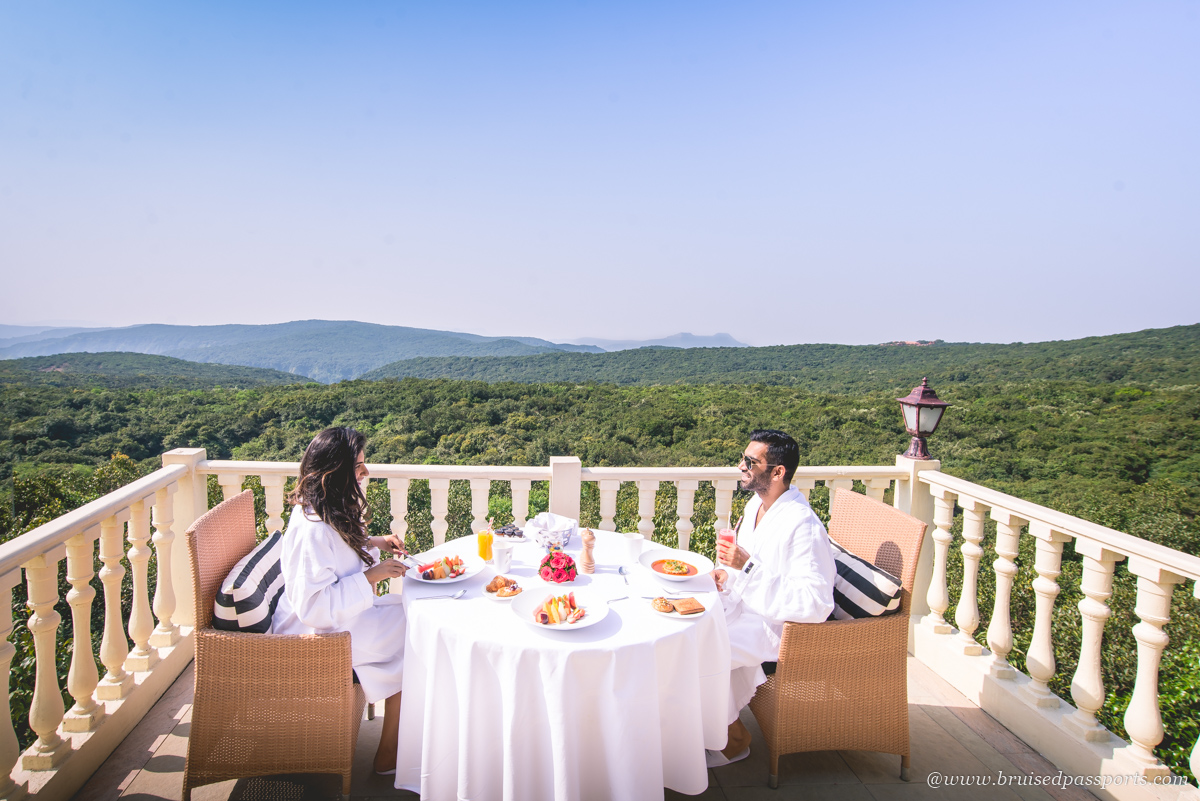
0,353,311,389
362,324,1200,392
0,320,601,383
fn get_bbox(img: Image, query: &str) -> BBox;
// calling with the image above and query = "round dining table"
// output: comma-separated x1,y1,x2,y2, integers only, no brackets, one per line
393,528,732,800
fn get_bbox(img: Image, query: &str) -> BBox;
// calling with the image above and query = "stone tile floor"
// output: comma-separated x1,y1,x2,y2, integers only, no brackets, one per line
75,656,1096,801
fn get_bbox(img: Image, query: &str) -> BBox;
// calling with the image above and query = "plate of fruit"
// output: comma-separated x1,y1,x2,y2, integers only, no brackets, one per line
512,589,608,630
405,554,484,584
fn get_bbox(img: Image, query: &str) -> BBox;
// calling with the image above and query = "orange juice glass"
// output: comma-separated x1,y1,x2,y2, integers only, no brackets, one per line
477,529,494,562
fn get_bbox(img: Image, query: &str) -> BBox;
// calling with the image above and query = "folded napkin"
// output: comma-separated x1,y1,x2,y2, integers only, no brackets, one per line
524,512,578,548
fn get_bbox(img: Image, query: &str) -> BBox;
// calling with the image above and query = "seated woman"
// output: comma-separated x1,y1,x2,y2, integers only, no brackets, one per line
272,427,409,775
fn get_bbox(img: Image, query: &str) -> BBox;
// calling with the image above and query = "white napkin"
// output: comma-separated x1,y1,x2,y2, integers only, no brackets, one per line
524,512,578,548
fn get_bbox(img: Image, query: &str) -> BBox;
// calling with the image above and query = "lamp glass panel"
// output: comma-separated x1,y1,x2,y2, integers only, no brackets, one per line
902,404,919,434
918,405,945,435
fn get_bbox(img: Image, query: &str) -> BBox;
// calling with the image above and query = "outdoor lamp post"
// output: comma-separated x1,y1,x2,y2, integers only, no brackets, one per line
897,378,950,460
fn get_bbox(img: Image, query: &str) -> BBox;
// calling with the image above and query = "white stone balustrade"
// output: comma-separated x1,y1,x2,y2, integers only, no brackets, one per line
3,452,1199,800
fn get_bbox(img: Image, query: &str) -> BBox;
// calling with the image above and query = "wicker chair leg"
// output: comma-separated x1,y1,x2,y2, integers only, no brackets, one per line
900,754,911,781
769,751,780,789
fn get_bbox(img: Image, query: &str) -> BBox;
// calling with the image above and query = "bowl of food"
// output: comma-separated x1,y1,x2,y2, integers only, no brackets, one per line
638,549,714,582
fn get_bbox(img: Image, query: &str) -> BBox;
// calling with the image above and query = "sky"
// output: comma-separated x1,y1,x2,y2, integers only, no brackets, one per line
1,1,1197,347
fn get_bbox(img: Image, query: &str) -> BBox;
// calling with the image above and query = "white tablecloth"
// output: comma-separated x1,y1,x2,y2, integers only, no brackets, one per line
395,529,732,800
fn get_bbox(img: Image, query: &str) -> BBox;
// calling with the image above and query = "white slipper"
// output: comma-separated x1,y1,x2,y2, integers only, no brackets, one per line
375,768,397,776
705,747,750,768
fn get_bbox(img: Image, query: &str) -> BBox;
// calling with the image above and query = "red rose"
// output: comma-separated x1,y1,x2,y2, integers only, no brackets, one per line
553,568,568,582
540,566,553,580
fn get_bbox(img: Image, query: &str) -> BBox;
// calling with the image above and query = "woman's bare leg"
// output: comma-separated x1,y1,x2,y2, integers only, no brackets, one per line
373,691,402,773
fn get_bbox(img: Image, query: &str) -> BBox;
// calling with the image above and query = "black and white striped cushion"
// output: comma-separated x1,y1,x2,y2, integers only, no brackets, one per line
830,538,903,620
213,530,285,633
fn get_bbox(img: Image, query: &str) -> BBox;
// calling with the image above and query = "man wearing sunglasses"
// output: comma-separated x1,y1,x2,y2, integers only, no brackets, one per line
707,429,836,767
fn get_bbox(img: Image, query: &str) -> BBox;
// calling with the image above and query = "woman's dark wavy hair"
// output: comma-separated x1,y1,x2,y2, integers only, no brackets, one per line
287,427,374,567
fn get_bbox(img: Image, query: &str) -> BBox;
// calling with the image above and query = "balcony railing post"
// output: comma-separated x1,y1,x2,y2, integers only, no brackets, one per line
1023,521,1071,708
864,477,891,503
387,477,410,544
636,480,657,540
162,448,208,627
713,480,737,531
675,480,698,551
63,526,102,732
986,508,1025,679
149,485,180,649
1118,558,1186,779
261,474,286,535
96,514,132,700
217,473,243,503
894,457,938,619
124,498,159,672
429,479,451,547
925,487,956,635
792,478,815,501
598,480,620,531
21,551,68,770
548,457,582,523
469,479,491,535
0,569,23,798
510,480,532,527
1064,540,1123,742
954,498,987,655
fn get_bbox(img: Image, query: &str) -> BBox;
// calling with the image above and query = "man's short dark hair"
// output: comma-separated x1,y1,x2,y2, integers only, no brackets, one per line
750,429,800,485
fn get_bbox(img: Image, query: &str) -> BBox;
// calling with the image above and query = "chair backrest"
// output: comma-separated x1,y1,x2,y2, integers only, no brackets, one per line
186,490,258,628
826,489,927,595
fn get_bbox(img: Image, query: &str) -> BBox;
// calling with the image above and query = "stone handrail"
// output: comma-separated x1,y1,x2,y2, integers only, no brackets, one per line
914,468,1200,793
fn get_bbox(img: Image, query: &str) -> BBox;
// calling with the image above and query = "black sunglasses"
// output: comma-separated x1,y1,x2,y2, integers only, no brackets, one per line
738,454,779,470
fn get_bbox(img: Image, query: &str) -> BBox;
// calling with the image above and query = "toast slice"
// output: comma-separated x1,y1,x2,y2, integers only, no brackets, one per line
672,597,704,615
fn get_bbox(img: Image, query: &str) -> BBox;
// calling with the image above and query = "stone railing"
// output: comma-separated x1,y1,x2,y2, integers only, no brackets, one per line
907,464,1200,800
2,451,1196,799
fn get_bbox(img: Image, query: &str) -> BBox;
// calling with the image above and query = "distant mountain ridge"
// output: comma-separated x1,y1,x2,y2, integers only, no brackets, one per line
0,320,601,383
361,324,1200,392
573,332,748,351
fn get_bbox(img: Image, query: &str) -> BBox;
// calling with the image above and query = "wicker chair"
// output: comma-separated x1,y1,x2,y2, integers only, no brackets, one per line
182,490,367,800
748,489,927,789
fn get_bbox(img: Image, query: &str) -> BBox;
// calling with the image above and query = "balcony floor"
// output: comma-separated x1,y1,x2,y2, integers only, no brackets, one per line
74,656,1097,801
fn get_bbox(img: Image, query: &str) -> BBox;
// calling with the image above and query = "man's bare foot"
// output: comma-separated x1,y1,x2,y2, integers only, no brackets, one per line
723,718,751,759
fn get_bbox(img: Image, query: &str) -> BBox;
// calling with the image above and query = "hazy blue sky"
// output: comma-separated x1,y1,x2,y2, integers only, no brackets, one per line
2,1,1197,346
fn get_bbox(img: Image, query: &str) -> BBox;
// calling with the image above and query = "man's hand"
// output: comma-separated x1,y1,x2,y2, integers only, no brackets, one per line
370,534,408,557
717,539,750,570
712,568,728,592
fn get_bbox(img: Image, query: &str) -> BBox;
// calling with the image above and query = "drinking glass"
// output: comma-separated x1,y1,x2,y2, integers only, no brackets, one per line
477,529,494,562
717,528,736,565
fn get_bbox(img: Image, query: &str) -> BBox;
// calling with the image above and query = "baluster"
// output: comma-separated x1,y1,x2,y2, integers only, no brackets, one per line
864,477,891,503
429,478,450,546
388,477,410,543
217,473,243,502
97,514,132,700
387,478,410,596
469,478,491,534
986,509,1025,679
150,485,180,649
510,480,532,527
63,527,103,732
1193,581,1200,784
924,488,956,634
825,478,852,507
792,478,815,501
1119,560,1186,778
1022,521,1071,707
21,551,68,769
598,480,620,531
954,498,986,655
714,479,737,530
0,570,22,796
636,480,657,540
125,498,159,671
261,474,286,534
1064,541,1123,741
675,480,698,551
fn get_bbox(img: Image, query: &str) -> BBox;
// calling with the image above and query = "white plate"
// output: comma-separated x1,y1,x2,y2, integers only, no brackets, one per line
648,597,707,620
512,588,609,631
405,554,485,584
639,550,715,582
484,577,526,601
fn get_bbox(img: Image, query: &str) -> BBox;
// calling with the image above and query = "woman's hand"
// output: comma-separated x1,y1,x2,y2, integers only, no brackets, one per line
365,557,408,587
369,534,409,557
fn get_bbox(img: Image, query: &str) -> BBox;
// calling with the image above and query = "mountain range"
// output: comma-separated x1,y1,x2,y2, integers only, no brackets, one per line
0,322,745,383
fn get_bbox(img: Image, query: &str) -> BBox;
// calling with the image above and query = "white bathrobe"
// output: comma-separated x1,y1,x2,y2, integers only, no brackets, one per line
722,487,835,722
272,506,406,704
